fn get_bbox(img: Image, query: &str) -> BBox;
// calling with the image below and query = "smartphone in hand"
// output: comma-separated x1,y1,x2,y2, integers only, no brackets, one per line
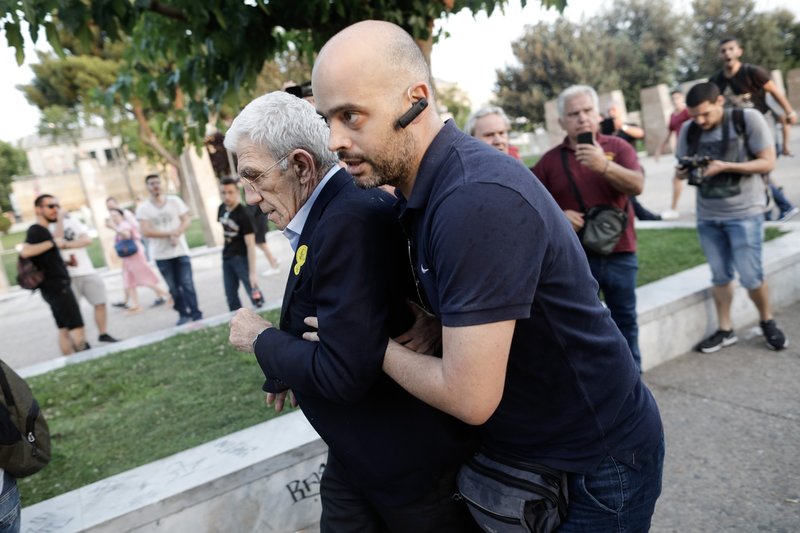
577,132,594,145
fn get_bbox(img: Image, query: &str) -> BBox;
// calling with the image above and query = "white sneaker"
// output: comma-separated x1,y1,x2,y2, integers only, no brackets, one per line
661,209,679,220
261,266,281,276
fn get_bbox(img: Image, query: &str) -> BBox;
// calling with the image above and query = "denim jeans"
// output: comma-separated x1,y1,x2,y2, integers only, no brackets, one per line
765,183,793,219
222,255,255,311
586,252,641,371
0,472,20,533
696,215,763,289
156,255,202,320
557,435,665,532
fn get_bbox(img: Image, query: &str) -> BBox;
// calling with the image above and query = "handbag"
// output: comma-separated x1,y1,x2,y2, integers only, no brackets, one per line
581,205,629,255
16,256,44,290
560,148,628,255
114,238,138,258
457,451,568,533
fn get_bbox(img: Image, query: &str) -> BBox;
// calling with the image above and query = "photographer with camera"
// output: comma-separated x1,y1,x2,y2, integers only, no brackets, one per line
675,82,787,353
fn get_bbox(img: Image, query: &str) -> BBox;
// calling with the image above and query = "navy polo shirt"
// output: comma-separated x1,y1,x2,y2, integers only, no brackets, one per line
398,120,662,473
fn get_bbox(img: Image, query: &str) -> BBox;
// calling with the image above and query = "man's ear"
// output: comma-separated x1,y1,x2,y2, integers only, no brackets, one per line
290,149,316,184
716,95,725,106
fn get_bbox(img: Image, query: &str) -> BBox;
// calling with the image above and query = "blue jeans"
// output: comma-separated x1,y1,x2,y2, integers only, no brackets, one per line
586,253,641,371
222,255,255,311
557,435,665,532
696,215,763,289
156,256,202,320
765,183,793,219
0,473,20,533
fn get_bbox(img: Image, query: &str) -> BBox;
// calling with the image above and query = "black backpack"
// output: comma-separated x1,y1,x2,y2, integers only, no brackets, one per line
686,108,749,157
16,256,44,290
0,360,51,477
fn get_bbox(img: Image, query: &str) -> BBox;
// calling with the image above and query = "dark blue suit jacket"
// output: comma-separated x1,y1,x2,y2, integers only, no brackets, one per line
254,168,475,506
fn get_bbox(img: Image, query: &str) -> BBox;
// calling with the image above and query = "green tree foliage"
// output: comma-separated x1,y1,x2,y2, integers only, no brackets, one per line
0,141,29,212
593,0,681,109
496,0,680,128
494,0,796,129
495,18,617,127
2,0,565,152
682,0,799,79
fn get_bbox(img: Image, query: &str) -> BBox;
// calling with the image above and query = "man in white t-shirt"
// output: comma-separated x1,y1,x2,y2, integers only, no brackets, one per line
136,174,202,326
50,205,120,344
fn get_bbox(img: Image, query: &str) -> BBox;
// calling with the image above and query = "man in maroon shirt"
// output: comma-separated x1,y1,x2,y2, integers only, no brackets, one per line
532,84,644,371
655,90,691,219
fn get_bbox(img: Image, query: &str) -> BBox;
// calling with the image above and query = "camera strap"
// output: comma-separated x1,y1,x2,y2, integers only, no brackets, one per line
687,108,749,159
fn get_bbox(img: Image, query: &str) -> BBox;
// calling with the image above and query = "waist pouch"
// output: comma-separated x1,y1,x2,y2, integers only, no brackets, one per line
457,452,568,533
580,205,628,255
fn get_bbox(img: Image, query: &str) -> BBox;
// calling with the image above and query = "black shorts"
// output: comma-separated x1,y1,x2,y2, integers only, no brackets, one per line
40,281,84,330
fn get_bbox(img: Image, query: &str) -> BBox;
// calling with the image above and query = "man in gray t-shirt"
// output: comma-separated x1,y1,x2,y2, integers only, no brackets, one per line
674,82,786,354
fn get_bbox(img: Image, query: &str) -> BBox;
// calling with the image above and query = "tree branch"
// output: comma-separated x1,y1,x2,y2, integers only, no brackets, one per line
146,1,188,22
132,99,181,169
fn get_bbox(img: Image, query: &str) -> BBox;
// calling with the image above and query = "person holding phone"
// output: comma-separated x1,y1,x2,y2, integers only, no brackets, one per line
533,85,645,371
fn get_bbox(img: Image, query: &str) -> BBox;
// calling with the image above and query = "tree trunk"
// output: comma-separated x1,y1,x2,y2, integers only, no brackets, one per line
131,99,185,193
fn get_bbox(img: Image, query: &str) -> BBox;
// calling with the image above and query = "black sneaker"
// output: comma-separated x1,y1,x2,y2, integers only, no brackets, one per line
760,320,788,351
695,329,737,353
98,333,119,343
152,297,167,307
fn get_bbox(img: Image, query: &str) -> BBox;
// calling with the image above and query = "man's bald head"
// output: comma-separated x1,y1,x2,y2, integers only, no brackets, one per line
311,20,444,196
314,20,433,97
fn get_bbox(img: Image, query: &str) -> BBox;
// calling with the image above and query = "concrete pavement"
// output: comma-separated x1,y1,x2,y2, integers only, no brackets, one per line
646,300,800,531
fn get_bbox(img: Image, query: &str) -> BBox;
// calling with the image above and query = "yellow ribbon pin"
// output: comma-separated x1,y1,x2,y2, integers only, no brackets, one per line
294,245,308,276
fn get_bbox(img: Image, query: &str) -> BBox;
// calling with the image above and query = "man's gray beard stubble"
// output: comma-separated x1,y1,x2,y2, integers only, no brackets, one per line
351,128,417,190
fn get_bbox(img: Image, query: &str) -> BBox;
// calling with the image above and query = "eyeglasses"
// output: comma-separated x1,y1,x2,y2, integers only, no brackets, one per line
240,153,290,193
45,204,60,209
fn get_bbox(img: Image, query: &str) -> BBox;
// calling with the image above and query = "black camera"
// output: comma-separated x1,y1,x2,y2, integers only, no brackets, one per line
285,82,313,99
677,155,712,186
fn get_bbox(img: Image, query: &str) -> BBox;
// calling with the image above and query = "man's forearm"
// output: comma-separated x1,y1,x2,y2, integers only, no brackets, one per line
69,235,92,249
246,237,257,278
720,157,775,176
604,162,644,196
176,215,192,235
20,240,54,258
383,342,458,418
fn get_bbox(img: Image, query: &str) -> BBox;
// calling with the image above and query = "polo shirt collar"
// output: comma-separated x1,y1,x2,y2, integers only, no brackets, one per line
402,120,460,212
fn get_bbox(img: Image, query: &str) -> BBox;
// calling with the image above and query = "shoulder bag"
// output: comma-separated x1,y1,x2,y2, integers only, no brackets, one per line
560,148,628,255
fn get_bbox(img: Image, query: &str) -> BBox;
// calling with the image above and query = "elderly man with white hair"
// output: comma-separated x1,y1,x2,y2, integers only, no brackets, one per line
465,106,512,155
225,91,477,533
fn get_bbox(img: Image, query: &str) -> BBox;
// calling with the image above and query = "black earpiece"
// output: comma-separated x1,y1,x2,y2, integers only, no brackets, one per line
395,98,429,129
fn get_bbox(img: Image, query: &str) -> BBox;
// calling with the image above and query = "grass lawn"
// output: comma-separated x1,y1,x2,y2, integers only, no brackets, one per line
636,226,784,286
14,226,788,506
19,309,284,506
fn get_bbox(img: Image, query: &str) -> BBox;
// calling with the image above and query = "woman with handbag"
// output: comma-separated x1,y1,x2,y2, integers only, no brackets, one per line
107,208,169,312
